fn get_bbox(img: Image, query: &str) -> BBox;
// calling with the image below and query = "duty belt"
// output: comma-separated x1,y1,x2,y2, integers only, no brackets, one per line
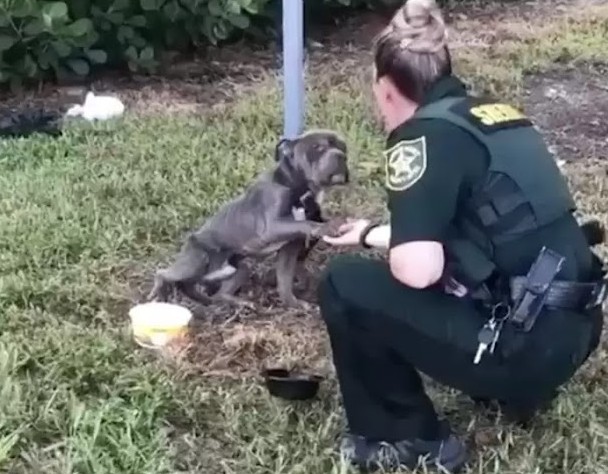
470,246,608,334
469,245,607,363
507,246,608,332
509,277,608,312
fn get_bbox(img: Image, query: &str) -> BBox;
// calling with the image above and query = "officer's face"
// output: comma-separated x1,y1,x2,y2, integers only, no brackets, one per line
367,66,383,129
372,72,418,133
371,67,389,130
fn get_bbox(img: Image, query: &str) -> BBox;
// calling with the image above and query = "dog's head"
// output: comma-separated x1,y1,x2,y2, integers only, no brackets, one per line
275,129,349,191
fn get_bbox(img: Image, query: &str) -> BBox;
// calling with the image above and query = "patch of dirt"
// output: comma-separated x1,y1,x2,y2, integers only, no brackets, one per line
524,63,608,161
154,243,363,378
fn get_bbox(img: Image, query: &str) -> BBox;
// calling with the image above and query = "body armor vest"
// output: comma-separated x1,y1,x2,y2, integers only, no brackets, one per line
412,96,577,288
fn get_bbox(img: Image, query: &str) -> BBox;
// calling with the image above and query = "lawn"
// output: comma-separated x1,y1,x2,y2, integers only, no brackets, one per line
1,1,608,473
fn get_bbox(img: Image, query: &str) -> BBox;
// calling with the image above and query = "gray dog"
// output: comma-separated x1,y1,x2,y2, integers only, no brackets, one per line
147,129,349,309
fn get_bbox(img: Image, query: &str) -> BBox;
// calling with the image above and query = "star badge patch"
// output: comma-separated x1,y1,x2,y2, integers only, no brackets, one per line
384,136,427,191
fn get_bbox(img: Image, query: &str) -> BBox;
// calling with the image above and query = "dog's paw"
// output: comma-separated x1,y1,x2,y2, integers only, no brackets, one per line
308,224,324,239
323,218,350,238
295,300,316,313
146,286,167,303
309,221,335,239
213,294,256,310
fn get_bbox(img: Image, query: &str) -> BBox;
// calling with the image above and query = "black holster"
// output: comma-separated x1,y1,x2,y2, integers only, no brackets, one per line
503,247,606,359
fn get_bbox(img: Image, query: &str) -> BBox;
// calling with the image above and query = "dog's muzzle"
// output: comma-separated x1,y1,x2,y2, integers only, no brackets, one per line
330,152,350,185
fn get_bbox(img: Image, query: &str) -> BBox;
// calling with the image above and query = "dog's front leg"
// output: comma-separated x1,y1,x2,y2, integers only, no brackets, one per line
257,219,326,288
263,237,311,288
297,191,325,262
293,238,316,290
247,220,323,254
296,236,318,263
275,241,311,310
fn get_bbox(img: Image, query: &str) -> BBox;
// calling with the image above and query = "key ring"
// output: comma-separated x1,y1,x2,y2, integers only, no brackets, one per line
491,302,511,322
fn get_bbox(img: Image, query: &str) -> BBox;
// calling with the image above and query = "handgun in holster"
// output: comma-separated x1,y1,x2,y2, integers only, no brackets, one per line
509,246,565,332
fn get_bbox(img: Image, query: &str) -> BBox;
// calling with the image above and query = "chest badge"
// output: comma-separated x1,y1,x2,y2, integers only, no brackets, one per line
384,136,427,191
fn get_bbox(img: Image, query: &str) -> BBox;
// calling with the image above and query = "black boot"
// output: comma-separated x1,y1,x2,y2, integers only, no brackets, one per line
471,391,557,427
339,422,469,473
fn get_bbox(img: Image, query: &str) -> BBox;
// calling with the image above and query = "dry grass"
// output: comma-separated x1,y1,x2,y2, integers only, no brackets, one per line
1,1,608,473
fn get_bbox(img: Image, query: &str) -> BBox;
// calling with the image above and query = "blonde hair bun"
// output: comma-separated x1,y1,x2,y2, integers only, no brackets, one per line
389,0,448,53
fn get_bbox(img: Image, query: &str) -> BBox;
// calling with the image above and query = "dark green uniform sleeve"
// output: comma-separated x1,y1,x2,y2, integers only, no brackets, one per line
385,119,470,248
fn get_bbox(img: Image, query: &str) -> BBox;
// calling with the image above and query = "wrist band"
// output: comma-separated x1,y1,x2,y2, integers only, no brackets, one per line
360,223,379,249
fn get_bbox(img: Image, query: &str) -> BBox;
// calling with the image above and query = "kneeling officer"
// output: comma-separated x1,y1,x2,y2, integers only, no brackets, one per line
318,0,608,472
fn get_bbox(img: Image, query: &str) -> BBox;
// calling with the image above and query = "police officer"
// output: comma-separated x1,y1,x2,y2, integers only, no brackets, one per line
317,0,607,472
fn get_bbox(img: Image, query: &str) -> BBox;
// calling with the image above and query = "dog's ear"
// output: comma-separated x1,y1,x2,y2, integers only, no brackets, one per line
275,137,295,162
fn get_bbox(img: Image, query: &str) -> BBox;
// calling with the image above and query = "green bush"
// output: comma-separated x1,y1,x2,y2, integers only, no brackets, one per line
0,0,400,87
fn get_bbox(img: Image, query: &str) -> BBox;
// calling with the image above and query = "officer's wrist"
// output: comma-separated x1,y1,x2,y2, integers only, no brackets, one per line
360,224,390,249
359,223,379,248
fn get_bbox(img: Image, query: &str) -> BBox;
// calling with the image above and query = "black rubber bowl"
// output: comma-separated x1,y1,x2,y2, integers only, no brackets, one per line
261,368,323,401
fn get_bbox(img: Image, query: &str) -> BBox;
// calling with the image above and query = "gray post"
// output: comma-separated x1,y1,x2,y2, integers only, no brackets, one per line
282,0,305,139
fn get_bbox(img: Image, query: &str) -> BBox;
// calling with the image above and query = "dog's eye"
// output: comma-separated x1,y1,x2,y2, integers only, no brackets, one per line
314,143,325,152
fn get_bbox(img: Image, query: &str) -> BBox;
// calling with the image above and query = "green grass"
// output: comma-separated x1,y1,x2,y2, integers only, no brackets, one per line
1,3,608,473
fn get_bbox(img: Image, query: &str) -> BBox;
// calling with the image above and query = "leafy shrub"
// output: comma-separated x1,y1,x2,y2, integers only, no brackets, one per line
0,0,105,87
0,0,404,87
0,0,276,87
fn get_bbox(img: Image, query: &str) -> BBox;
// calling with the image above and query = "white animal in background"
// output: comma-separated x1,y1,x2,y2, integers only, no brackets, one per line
65,91,125,121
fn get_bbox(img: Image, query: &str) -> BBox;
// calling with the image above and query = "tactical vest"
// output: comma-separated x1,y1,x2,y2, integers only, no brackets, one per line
412,96,577,288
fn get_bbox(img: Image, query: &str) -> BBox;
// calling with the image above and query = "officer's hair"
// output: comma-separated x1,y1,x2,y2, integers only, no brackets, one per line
373,0,452,103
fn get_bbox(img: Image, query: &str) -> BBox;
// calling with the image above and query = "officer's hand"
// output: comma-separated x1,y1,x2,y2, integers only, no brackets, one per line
322,218,371,246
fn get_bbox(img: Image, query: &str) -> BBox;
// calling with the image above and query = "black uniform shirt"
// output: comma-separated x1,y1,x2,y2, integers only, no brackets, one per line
385,75,487,249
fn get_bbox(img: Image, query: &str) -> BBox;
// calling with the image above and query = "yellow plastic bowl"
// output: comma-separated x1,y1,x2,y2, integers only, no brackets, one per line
128,302,193,349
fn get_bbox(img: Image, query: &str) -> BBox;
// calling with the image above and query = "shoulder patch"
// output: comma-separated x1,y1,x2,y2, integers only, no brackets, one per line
469,103,527,125
449,99,533,134
384,136,427,192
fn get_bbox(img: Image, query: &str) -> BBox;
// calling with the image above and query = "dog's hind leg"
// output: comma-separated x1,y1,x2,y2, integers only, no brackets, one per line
147,272,174,302
176,252,243,306
147,235,210,302
147,256,203,301
198,251,238,297
175,280,213,304
211,262,255,309
177,249,237,304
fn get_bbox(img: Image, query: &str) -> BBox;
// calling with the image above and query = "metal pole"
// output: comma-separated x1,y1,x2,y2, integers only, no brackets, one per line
282,0,305,139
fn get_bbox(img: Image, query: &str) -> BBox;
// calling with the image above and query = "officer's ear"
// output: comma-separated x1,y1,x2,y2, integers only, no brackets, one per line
275,138,295,162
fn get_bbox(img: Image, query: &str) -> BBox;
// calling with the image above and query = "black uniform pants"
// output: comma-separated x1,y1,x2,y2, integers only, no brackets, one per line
317,254,601,442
